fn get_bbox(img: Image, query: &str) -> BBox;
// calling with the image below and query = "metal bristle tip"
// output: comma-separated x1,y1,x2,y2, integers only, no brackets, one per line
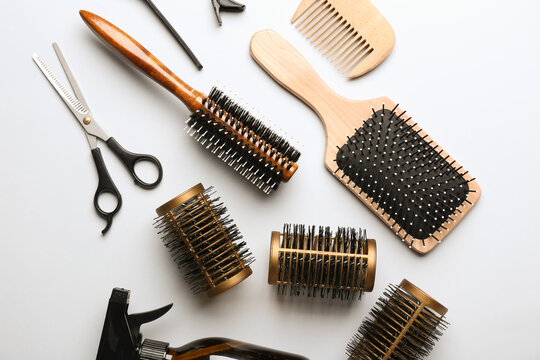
346,279,449,359
336,107,471,245
186,87,301,195
154,184,254,297
268,224,376,300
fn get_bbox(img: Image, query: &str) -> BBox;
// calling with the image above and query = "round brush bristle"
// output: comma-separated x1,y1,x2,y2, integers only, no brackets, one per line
268,224,376,300
336,105,473,244
186,87,301,195
155,184,254,297
346,279,448,360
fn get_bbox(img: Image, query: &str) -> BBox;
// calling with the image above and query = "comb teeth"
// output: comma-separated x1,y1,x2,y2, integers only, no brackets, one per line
154,184,254,297
335,107,474,247
292,0,377,78
186,87,301,195
347,279,448,360
268,224,376,300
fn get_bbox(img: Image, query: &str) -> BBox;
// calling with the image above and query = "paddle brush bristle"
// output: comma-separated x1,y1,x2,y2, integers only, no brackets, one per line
187,87,301,195
335,105,477,248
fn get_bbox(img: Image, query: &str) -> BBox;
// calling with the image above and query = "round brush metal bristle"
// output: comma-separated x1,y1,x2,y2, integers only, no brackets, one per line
268,224,376,300
186,87,301,195
346,279,449,360
155,183,254,297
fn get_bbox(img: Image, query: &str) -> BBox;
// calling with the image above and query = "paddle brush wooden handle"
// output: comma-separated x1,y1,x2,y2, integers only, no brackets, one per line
80,10,204,112
250,30,342,120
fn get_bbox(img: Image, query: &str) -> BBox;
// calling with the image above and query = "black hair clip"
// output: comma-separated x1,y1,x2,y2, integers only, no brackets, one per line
212,0,246,26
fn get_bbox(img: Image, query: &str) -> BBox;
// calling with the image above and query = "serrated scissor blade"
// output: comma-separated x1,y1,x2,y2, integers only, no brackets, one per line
32,53,89,115
33,47,109,148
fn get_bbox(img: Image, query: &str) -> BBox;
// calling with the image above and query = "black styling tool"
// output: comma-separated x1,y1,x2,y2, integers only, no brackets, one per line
98,287,310,360
33,43,163,234
143,0,203,70
212,0,246,26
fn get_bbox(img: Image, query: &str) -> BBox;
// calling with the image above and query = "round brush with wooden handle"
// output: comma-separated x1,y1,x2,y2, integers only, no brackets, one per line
80,11,301,195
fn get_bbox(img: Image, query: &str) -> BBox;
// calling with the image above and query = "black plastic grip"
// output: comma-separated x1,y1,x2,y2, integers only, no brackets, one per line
106,137,163,189
91,148,122,234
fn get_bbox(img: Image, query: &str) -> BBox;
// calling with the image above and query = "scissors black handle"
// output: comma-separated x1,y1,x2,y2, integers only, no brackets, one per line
91,148,123,234
106,137,163,189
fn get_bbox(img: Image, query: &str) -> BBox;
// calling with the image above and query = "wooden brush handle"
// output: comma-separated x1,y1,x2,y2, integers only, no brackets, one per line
250,30,341,121
80,10,204,111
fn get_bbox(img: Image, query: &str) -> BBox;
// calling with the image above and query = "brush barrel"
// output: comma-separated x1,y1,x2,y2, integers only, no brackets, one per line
80,10,205,112
268,225,376,299
155,183,253,297
347,279,448,360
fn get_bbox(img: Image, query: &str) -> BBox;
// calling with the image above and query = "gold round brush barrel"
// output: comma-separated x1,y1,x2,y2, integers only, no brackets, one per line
268,224,376,300
347,279,448,359
155,183,253,297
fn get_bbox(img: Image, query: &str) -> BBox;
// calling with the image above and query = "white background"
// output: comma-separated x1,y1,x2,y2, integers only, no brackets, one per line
1,0,539,359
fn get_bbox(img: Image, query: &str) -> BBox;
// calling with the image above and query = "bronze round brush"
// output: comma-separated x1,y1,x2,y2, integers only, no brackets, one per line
155,184,254,297
269,224,376,300
347,279,448,359
80,10,300,195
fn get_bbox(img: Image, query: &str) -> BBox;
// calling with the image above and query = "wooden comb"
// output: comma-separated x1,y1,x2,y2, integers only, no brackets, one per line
250,30,481,254
291,0,395,78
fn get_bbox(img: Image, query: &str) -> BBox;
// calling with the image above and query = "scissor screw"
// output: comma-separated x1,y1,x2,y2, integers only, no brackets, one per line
83,116,92,125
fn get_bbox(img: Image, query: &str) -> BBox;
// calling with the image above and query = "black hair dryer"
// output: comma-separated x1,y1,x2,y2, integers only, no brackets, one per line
96,288,309,360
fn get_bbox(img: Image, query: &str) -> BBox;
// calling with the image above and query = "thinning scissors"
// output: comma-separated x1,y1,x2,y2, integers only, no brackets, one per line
33,43,163,234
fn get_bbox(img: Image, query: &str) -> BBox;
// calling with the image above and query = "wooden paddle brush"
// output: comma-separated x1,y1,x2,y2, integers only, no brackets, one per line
291,0,395,78
251,30,480,254
80,11,300,194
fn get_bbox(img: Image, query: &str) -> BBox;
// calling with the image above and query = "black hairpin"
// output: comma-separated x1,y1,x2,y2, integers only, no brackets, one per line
143,0,203,69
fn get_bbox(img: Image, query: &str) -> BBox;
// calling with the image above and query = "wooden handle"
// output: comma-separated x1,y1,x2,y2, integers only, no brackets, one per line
80,10,204,111
250,30,341,122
